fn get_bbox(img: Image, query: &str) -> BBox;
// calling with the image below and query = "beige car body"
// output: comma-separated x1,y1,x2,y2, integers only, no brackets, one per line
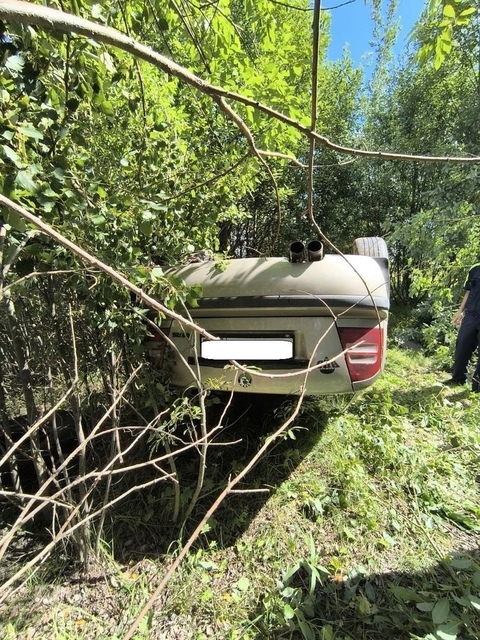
147,240,389,396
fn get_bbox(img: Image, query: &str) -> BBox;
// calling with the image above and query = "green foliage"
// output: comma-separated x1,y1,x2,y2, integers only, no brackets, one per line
416,0,478,69
275,542,331,640
360,8,480,305
2,346,480,639
2,1,480,634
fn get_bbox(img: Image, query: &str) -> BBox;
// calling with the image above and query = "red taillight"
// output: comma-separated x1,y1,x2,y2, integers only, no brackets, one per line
145,325,170,367
338,327,383,382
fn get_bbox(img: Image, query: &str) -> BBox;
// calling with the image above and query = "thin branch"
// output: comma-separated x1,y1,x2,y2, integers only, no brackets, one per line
0,226,6,292
229,488,270,494
307,0,321,224
0,365,143,562
267,0,356,10
259,150,306,167
0,413,225,565
0,471,177,604
3,269,99,293
267,0,314,10
322,0,356,10
173,0,211,73
0,384,76,470
146,393,181,523
0,490,73,509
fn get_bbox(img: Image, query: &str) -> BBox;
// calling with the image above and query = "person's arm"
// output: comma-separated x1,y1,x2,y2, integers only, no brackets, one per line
453,291,470,325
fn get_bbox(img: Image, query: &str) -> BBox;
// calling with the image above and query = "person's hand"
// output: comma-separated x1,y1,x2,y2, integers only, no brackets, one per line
453,310,463,325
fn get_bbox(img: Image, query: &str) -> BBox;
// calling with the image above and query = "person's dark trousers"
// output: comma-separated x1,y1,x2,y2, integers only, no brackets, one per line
451,311,480,382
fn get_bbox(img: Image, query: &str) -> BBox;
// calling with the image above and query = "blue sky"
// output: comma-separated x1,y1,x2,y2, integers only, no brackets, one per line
326,0,424,67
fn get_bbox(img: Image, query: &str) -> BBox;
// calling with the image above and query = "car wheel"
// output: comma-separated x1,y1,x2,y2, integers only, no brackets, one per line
353,237,388,259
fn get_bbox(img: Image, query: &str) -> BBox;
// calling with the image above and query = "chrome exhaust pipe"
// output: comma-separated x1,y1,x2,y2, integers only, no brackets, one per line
289,241,306,263
307,240,324,262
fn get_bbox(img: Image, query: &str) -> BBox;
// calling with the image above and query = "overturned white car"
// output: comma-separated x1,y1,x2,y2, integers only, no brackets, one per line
146,238,389,396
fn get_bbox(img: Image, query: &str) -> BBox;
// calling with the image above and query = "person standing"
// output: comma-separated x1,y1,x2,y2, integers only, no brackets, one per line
444,263,480,391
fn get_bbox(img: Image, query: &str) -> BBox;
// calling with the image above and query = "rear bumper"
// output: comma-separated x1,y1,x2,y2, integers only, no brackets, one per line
153,314,388,396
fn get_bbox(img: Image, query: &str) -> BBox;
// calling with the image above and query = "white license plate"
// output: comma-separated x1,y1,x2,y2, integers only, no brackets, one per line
201,337,293,360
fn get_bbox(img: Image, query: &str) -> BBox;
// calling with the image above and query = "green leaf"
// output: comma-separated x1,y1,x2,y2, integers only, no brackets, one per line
186,294,199,308
390,586,423,602
6,211,26,232
443,4,456,18
1,144,22,168
320,626,334,640
417,602,435,612
434,50,445,70
99,101,114,116
440,39,452,54
15,170,37,193
432,598,450,625
458,7,477,17
357,593,372,616
18,126,44,140
380,532,395,546
283,603,295,620
436,622,460,640
197,560,218,571
298,617,316,640
91,3,104,19
37,196,55,212
235,577,250,592
139,220,153,236
449,557,472,569
151,267,164,279
468,595,480,611
92,215,106,226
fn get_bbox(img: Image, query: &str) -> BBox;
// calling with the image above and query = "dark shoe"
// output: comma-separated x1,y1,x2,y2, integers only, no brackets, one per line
442,378,466,386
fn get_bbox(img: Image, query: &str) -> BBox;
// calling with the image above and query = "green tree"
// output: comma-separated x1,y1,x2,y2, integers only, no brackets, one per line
0,0,340,560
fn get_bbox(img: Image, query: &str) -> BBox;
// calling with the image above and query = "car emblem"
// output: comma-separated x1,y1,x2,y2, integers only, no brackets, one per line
318,357,340,374
238,373,252,387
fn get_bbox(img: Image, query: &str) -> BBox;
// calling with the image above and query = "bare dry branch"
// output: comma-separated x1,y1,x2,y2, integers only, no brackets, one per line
307,0,321,223
3,269,100,293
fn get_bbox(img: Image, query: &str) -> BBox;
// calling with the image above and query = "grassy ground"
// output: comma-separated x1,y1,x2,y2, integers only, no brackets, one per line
1,346,480,640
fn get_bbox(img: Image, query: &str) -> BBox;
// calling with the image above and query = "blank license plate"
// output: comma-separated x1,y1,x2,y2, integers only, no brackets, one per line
201,337,293,360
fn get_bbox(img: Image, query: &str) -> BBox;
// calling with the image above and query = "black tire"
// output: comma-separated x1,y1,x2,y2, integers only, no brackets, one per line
352,237,389,259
